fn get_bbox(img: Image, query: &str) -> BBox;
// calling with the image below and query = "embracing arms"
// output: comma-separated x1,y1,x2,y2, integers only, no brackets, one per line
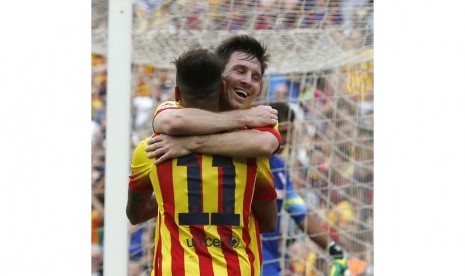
147,129,279,164
153,105,278,135
148,105,280,163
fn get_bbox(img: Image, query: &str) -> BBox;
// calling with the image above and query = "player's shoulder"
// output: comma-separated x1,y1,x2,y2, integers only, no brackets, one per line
131,144,152,176
132,137,151,161
157,100,181,109
154,101,182,115
136,136,150,149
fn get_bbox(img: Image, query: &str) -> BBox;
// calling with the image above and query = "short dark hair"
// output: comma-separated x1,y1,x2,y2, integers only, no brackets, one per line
270,102,295,123
174,48,224,107
215,35,270,75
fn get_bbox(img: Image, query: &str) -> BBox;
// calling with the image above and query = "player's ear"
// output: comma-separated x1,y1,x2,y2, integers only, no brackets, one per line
174,86,182,103
220,80,227,95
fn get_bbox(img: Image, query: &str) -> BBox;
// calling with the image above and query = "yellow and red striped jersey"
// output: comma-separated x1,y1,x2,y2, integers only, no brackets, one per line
129,101,279,276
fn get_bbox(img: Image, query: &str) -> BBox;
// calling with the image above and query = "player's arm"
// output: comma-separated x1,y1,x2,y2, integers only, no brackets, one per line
299,214,330,249
252,157,278,233
281,174,330,249
283,177,347,271
126,190,158,225
147,128,280,165
126,138,158,225
252,200,277,233
190,128,280,156
153,104,277,135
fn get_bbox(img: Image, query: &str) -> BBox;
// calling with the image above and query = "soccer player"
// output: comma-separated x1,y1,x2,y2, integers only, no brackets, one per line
145,35,282,233
147,35,280,164
127,48,278,276
261,102,349,276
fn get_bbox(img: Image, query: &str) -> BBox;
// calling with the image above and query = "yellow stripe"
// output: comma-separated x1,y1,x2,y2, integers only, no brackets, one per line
159,216,172,275
202,155,218,214
285,197,305,205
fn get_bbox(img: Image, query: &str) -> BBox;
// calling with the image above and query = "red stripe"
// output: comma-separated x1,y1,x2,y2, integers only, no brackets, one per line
157,161,185,275
241,158,259,276
154,217,162,275
252,126,281,153
253,217,263,265
189,226,215,276
190,155,215,275
216,162,240,275
218,226,241,275
252,126,281,144
128,178,153,193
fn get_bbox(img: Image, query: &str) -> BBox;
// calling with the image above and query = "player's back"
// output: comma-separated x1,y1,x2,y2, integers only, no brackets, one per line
150,153,266,276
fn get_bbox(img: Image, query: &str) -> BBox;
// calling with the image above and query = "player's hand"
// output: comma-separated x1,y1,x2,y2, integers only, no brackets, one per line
328,242,350,276
145,134,191,165
145,136,159,158
243,105,278,128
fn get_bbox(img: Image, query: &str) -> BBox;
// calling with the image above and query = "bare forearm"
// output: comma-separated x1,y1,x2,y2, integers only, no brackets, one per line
186,129,278,157
136,197,158,223
153,105,278,135
252,200,278,233
299,214,330,250
126,190,158,225
154,108,248,135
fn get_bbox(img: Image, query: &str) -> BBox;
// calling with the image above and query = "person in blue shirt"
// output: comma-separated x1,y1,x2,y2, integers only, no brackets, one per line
261,102,349,276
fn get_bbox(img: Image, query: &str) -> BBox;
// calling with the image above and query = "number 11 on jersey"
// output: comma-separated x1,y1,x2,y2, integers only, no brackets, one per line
177,154,240,227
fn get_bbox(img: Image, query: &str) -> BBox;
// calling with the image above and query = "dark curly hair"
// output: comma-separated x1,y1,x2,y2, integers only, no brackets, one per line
215,35,270,75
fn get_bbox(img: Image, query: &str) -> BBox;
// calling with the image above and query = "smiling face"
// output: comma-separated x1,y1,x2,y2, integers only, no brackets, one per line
220,52,263,110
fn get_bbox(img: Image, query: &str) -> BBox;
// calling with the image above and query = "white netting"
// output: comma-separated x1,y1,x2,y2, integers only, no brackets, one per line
91,0,373,275
92,0,373,73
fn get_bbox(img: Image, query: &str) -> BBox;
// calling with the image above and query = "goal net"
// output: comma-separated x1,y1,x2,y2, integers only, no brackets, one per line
91,0,373,275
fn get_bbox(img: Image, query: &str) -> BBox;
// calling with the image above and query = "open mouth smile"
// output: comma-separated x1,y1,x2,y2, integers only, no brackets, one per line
235,89,248,98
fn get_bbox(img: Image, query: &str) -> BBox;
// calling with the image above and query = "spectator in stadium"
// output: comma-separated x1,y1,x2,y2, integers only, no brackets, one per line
262,102,349,276
133,82,156,129
91,194,104,247
91,244,103,276
128,222,153,276
272,83,289,101
91,179,105,272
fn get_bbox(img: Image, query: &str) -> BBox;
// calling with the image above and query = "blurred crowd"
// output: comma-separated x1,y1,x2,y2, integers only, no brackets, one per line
91,0,374,275
92,54,172,275
264,66,374,275
130,0,373,43
93,0,373,50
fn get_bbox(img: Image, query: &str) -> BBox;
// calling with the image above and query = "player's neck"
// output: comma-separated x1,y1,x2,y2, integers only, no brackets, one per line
219,100,235,112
